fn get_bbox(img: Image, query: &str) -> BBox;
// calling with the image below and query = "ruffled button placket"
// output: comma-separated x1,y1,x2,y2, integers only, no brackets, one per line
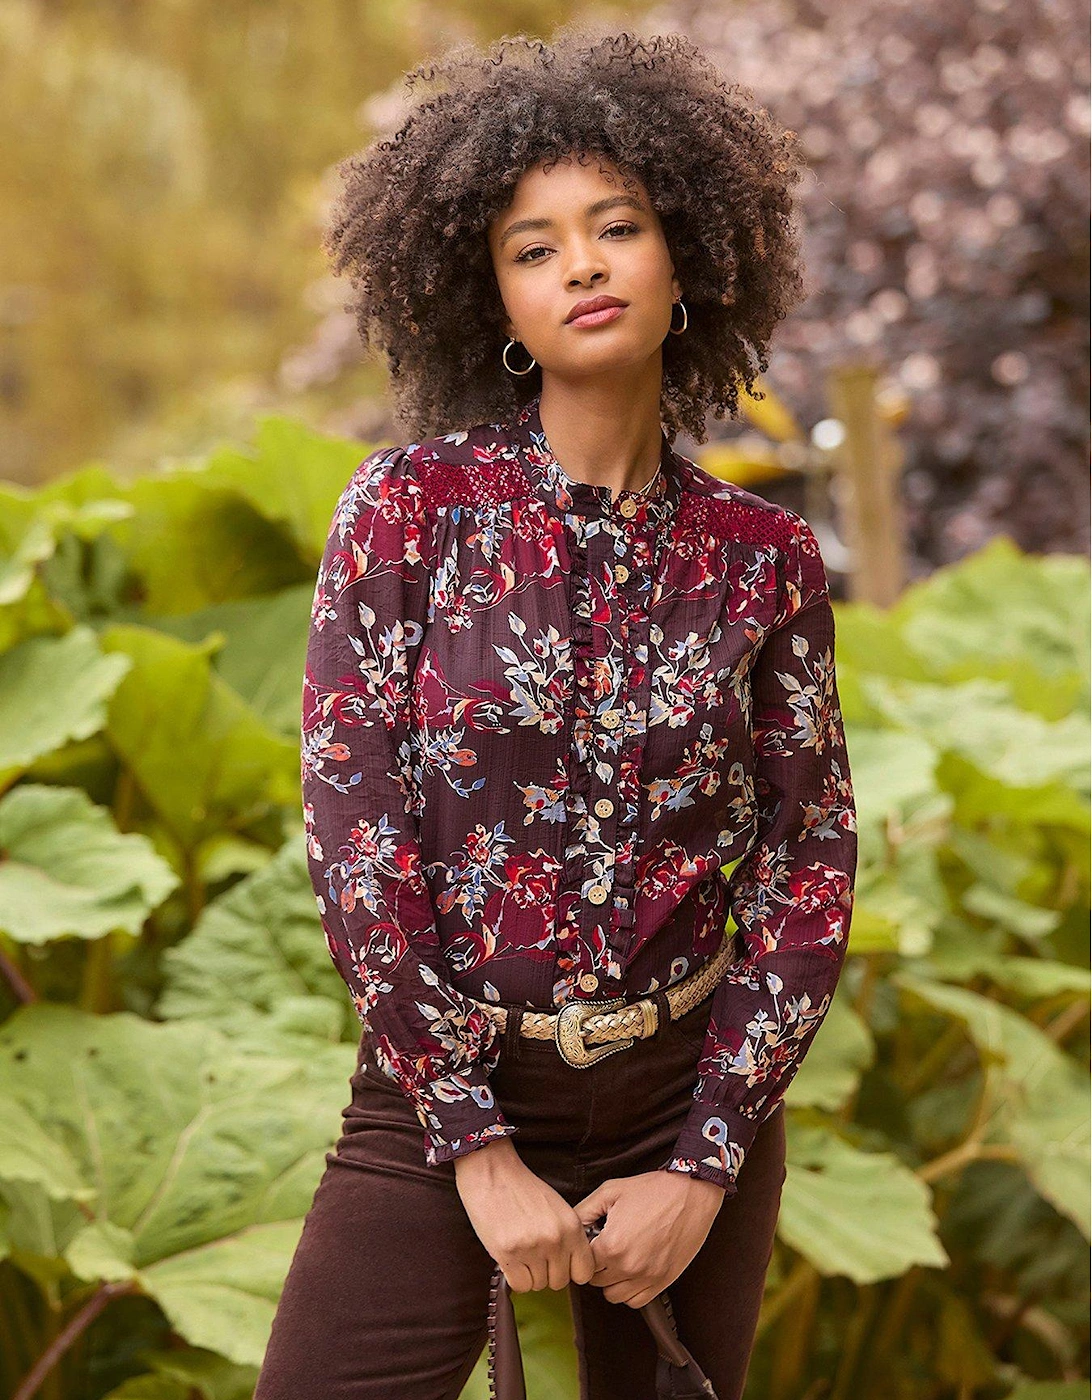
562,510,594,888
508,394,681,1002
597,496,672,962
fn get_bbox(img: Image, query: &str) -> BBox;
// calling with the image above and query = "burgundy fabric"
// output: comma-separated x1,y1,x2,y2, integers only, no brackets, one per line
299,391,857,1194
254,1002,787,1400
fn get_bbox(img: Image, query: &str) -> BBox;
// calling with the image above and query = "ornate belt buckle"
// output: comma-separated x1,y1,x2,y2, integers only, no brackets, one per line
554,996,634,1068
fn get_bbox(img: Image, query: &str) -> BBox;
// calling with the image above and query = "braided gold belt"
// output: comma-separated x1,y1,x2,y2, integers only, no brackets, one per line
471,928,734,1069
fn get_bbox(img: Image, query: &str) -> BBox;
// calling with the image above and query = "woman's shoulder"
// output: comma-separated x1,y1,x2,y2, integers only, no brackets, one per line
333,415,525,526
384,415,527,514
682,457,818,556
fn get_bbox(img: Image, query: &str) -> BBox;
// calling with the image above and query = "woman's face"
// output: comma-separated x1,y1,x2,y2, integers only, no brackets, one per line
486,152,680,381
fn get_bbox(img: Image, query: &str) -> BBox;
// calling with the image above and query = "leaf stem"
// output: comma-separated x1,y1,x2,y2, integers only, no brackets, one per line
79,935,114,1014
918,1139,1018,1184
12,1281,140,1400
0,942,37,1003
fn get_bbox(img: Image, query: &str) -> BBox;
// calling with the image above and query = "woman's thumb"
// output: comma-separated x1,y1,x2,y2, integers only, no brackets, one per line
573,1181,615,1226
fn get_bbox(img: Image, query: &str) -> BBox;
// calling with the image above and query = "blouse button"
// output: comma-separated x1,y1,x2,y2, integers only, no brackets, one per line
618,498,638,518
587,884,609,904
579,973,600,992
601,709,622,730
594,798,614,817
614,564,630,583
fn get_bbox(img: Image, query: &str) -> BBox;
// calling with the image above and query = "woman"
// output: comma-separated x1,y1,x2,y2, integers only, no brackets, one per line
256,25,857,1400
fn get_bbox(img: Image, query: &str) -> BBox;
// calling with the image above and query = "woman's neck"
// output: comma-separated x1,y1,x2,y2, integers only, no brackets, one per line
537,375,665,501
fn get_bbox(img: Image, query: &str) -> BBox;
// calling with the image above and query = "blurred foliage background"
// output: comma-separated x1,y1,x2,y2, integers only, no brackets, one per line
1,0,1087,566
0,0,590,481
0,2,1088,1399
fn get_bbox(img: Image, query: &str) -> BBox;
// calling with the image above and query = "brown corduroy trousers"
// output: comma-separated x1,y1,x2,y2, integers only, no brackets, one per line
253,994,787,1400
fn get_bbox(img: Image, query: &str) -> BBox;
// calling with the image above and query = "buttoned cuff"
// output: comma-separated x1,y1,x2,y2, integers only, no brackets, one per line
408,1061,520,1166
658,1100,764,1196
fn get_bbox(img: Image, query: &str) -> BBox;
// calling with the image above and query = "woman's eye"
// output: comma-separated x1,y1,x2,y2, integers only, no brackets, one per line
515,222,639,263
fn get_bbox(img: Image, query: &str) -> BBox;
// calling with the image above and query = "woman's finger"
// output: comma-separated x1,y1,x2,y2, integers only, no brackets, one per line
505,1261,535,1293
546,1251,569,1290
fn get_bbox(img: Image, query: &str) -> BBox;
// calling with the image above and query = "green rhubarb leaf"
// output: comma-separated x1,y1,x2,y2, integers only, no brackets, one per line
777,1122,949,1283
0,626,130,775
100,624,298,849
0,1005,353,1365
143,583,313,737
0,784,178,943
113,475,303,614
158,837,350,1042
199,417,373,561
0,1093,91,1201
895,974,1090,1237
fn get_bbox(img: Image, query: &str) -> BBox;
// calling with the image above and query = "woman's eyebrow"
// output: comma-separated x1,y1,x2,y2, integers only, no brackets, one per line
497,194,646,248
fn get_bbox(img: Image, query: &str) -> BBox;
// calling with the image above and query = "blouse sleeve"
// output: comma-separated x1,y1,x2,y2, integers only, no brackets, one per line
659,514,858,1195
300,444,518,1166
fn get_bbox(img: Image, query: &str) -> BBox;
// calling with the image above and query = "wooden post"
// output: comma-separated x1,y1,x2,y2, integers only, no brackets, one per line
828,363,906,607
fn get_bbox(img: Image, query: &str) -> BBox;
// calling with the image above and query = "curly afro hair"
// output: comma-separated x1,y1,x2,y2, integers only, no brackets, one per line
323,23,808,444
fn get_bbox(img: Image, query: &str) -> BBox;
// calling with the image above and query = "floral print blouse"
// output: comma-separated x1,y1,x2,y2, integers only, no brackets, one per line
301,391,857,1195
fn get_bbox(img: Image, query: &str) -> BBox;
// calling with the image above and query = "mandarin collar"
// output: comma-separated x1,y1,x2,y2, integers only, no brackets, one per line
508,392,681,528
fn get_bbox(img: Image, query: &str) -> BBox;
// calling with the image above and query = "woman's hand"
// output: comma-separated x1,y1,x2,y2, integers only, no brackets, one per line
454,1138,598,1293
573,1171,725,1307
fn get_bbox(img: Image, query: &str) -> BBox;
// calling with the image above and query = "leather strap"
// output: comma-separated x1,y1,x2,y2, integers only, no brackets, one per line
487,1269,526,1400
486,1227,722,1399
502,1005,525,1061
650,988,673,1039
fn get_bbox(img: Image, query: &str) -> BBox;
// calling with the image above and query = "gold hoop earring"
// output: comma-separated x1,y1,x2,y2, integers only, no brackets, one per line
669,299,688,335
502,338,537,376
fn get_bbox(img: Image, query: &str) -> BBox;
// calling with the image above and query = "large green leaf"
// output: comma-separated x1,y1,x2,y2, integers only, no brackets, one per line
143,1347,258,1400
0,1094,91,1202
140,1220,308,1368
941,749,1091,837
0,475,132,611
828,598,933,692
198,417,372,561
0,784,178,943
960,882,1063,940
944,821,1070,947
102,1378,191,1400
0,625,131,776
193,832,279,886
90,419,362,626
141,583,313,738
894,536,1089,711
862,837,952,959
61,1215,312,1371
0,1005,353,1365
100,623,298,849
840,726,952,956
841,726,940,828
158,837,350,1042
777,1122,949,1282
974,956,1089,999
895,974,1090,1237
920,944,1090,1000
863,675,1089,797
110,475,304,615
1005,1384,1092,1400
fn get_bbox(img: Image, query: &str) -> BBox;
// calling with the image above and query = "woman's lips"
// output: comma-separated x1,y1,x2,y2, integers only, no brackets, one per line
566,304,627,328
